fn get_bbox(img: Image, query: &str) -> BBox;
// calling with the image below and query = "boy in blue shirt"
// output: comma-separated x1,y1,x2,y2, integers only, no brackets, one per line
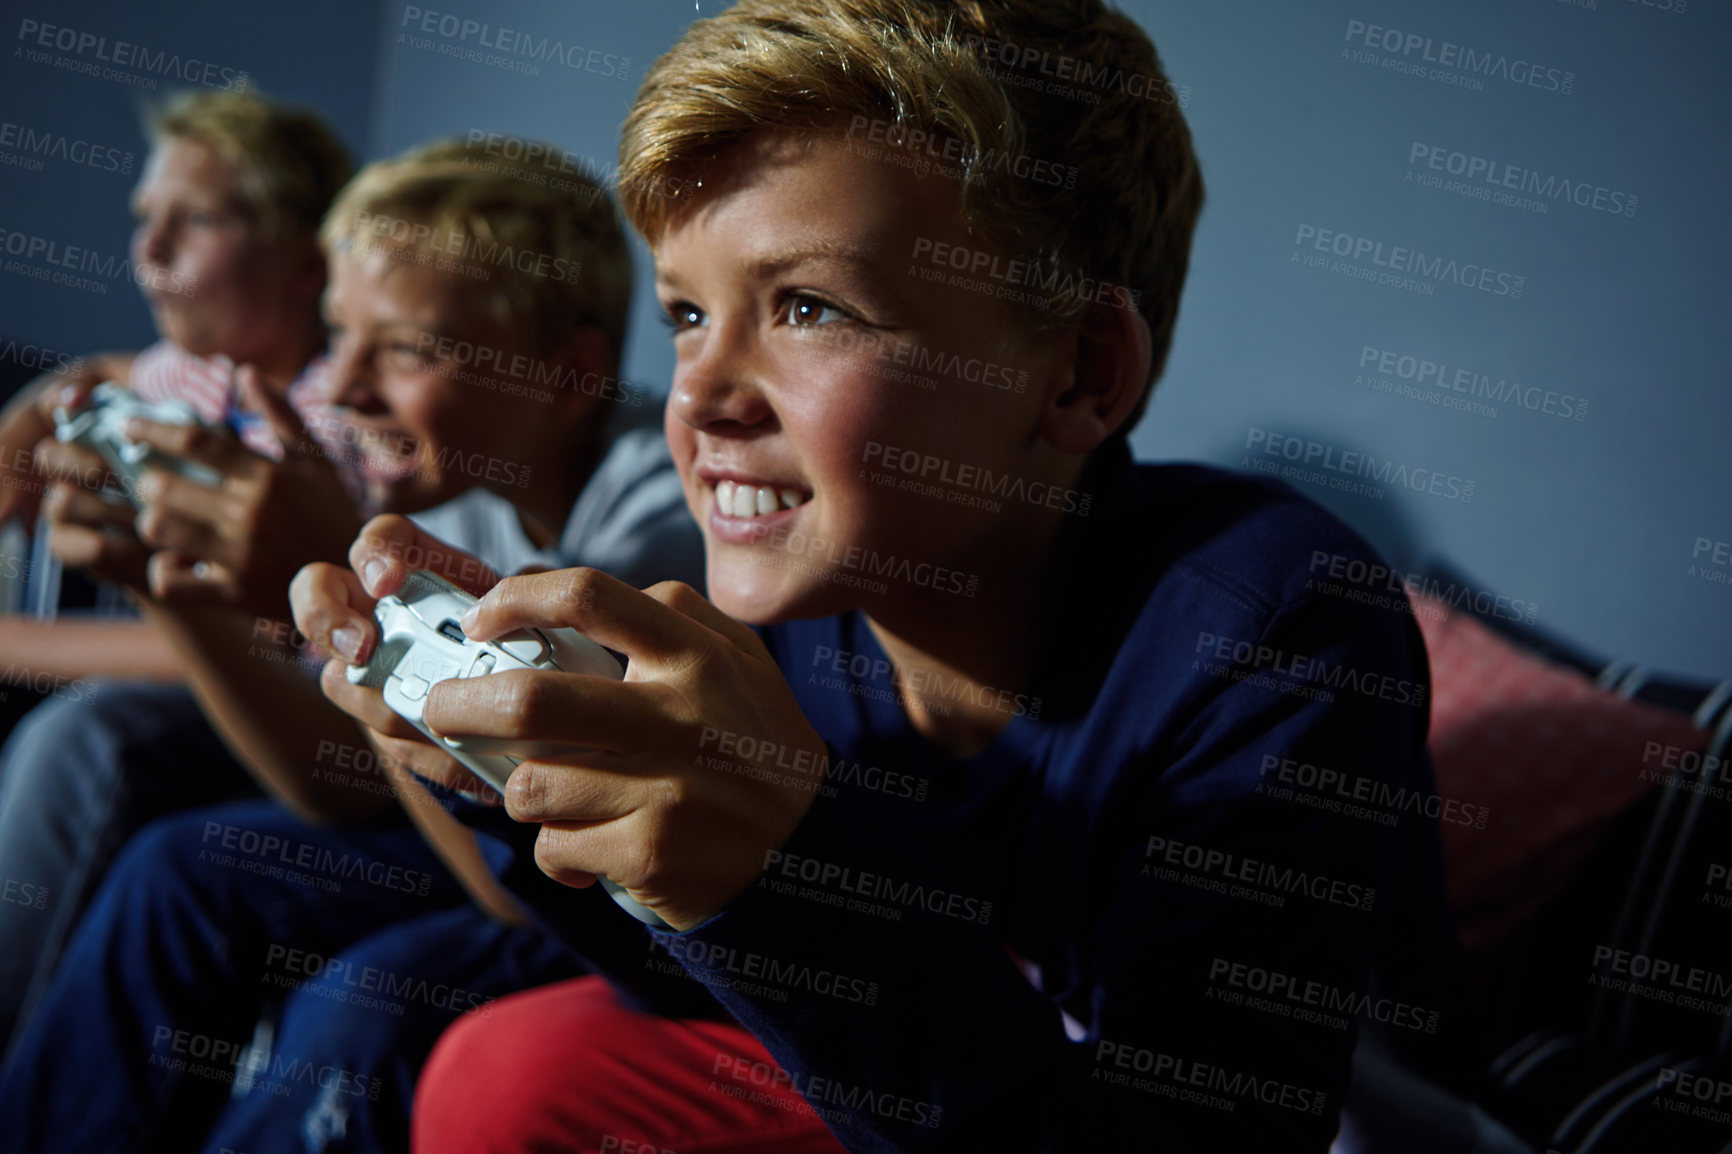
292,1,1475,1149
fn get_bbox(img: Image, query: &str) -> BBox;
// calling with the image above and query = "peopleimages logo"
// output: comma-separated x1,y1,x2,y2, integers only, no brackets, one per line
1341,19,1575,95
1590,945,1732,1010
1207,957,1442,1034
1244,428,1476,505
1195,628,1427,710
845,116,1079,191
910,236,1143,312
1688,537,1730,588
1094,1039,1327,1116
1145,833,1378,911
0,120,134,174
398,6,630,79
1293,225,1525,299
0,227,197,297
349,210,583,285
1357,345,1587,422
1407,143,1637,219
0,338,81,376
16,19,249,90
862,440,1091,518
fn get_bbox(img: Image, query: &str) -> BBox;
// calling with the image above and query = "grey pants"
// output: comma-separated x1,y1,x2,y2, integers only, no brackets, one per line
0,681,258,1057
1333,1034,1538,1154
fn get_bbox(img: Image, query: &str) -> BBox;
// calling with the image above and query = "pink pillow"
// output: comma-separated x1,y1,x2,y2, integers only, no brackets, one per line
1412,593,1709,951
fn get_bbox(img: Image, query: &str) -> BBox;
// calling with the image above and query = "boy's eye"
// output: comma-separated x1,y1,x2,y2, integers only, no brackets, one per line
381,342,434,370
658,301,705,333
785,293,848,327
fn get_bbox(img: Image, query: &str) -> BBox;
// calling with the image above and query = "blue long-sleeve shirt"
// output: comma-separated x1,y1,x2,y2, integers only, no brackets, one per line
459,442,1472,1152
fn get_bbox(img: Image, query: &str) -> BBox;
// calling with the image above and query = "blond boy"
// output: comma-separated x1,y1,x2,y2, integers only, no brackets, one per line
299,3,1470,1151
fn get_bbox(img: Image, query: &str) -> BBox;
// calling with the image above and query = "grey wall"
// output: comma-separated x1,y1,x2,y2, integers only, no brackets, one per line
1135,0,1731,680
366,0,699,406
3,0,1726,678
0,0,383,355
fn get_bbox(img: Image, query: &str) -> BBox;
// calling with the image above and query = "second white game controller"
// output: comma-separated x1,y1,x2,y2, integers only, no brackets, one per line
53,382,222,507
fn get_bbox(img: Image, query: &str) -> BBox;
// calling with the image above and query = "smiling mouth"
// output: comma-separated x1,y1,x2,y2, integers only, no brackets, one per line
712,478,812,519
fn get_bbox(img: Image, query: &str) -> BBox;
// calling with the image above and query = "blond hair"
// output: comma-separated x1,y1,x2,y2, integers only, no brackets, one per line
619,0,1204,430
320,139,633,361
148,89,352,240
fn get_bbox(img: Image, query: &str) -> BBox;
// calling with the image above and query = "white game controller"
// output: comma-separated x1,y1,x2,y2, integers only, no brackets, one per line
346,569,670,929
53,382,223,507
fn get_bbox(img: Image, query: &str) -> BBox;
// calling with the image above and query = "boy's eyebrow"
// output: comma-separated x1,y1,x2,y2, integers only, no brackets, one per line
741,241,877,279
378,320,445,343
318,302,438,341
657,241,879,292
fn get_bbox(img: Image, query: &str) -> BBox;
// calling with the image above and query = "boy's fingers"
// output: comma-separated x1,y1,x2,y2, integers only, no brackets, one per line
33,437,112,490
349,514,500,600
348,515,420,599
44,482,134,532
35,375,98,423
642,579,764,654
421,668,661,757
531,823,613,891
135,468,231,521
319,665,499,800
43,522,107,570
237,364,315,460
465,568,716,669
122,417,248,472
379,736,498,802
290,561,377,664
147,551,235,606
502,759,645,826
134,502,227,563
46,519,149,576
532,819,665,900
318,658,427,741
133,472,238,563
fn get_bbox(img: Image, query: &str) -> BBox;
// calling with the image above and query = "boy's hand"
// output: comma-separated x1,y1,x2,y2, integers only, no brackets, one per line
425,568,828,932
129,365,363,618
0,365,101,527
290,515,507,802
34,437,152,588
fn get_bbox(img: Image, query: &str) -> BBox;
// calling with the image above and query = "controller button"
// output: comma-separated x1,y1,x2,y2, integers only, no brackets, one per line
496,633,548,665
401,675,430,701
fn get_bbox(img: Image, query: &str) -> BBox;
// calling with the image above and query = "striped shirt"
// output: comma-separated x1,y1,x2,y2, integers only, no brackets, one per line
126,340,340,464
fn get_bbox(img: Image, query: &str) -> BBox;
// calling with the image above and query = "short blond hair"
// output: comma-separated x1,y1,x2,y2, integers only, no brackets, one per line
619,0,1204,431
148,89,352,240
320,139,632,361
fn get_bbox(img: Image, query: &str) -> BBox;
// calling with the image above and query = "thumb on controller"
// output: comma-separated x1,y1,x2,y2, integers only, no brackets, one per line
235,364,316,462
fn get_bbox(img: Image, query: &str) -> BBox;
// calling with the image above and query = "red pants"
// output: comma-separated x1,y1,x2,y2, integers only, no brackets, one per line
413,975,851,1153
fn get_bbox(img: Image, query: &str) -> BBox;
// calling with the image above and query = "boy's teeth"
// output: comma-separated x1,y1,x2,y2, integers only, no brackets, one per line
714,480,810,518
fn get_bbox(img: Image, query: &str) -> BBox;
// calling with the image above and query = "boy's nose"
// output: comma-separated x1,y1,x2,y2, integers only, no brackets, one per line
322,340,379,411
133,218,172,268
668,352,774,434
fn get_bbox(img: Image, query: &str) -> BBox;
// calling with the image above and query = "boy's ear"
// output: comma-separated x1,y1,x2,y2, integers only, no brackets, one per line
1039,302,1152,454
547,326,615,413
289,237,328,306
